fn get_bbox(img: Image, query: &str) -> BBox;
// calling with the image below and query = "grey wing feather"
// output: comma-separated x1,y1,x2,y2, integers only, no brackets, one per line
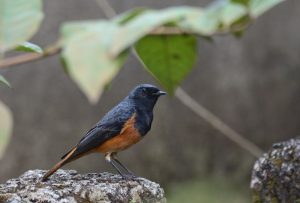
61,100,134,160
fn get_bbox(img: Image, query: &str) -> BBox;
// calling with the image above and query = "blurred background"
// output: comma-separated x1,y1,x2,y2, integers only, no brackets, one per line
0,0,299,202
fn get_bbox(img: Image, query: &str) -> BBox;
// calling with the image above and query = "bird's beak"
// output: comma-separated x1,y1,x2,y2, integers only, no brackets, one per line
154,90,167,96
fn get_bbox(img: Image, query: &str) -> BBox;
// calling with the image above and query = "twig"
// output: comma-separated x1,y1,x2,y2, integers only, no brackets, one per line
150,27,195,35
150,26,247,36
175,88,263,157
0,42,61,69
97,0,263,158
95,0,116,18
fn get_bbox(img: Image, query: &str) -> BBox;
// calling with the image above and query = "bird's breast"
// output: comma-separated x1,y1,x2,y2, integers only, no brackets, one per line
94,113,142,153
135,110,153,136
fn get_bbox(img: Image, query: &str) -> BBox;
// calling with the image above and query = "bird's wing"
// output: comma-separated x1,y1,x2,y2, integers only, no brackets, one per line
61,102,135,160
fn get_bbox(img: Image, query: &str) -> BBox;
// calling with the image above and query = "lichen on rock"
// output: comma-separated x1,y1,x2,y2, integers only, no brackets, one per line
0,169,166,203
251,138,300,202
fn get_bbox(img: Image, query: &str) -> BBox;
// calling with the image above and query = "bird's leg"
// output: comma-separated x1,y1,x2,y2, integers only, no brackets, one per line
111,153,135,176
105,153,125,177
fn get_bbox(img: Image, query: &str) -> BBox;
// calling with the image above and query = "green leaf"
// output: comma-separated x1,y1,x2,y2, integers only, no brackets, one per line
0,74,10,87
177,2,247,35
202,0,247,29
61,20,101,39
0,101,13,159
15,42,43,53
0,0,44,52
61,21,127,103
176,8,217,35
230,15,251,37
218,2,248,27
232,29,245,38
249,0,285,18
135,35,197,93
110,7,195,56
231,0,250,6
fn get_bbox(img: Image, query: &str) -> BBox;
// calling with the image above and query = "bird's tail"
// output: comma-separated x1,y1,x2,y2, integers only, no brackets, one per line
42,147,77,181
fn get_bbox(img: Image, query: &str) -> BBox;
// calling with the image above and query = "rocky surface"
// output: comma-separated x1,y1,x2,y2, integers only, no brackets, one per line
0,169,166,203
251,138,300,202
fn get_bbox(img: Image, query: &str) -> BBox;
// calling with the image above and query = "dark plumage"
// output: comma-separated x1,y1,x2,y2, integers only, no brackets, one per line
42,84,166,181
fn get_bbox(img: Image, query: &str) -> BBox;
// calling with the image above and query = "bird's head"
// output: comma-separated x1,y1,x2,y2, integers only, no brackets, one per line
128,84,166,109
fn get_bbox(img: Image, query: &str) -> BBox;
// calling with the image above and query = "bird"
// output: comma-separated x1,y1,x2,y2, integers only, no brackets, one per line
42,84,166,181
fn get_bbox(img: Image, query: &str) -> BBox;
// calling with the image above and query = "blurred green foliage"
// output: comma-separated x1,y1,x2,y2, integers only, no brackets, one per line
59,0,284,102
0,74,10,87
167,177,250,203
0,0,43,51
0,101,13,158
15,42,43,54
61,21,127,103
0,0,284,100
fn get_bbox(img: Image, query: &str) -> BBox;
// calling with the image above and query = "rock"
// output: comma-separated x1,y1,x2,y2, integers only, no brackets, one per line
250,138,300,202
0,169,166,203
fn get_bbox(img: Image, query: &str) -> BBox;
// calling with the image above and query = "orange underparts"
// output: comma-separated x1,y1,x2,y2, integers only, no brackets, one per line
94,113,142,153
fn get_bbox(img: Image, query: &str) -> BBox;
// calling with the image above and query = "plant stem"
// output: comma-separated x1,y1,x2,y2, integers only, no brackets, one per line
175,88,263,157
0,42,61,69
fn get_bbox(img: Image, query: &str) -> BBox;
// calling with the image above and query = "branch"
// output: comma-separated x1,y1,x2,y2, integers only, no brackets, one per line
150,25,247,36
175,88,263,158
98,0,263,158
150,27,196,35
0,42,61,69
95,0,116,18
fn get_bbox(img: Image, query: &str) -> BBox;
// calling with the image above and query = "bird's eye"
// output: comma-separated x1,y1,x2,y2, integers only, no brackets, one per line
141,88,148,97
